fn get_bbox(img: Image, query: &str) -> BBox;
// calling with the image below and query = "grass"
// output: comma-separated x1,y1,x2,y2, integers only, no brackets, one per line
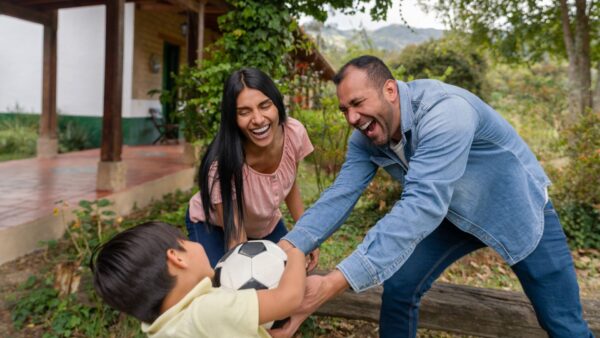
0,153,33,162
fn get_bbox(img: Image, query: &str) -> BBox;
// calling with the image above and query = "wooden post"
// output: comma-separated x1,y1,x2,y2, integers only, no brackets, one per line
197,0,206,62
100,0,124,163
37,10,58,158
97,0,126,191
186,11,198,66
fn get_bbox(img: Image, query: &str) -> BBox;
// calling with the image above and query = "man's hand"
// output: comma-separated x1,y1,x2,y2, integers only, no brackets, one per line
268,271,349,338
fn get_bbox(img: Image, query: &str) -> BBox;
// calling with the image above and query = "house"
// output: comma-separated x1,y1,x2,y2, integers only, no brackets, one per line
0,0,334,190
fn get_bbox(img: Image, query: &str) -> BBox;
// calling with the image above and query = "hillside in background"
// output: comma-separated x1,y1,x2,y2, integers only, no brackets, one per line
302,21,445,54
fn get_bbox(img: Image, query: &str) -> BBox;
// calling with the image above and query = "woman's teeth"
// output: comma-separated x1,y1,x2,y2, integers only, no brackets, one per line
252,124,270,135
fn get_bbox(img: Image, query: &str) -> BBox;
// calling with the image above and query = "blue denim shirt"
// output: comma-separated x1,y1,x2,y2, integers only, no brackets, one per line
283,80,551,292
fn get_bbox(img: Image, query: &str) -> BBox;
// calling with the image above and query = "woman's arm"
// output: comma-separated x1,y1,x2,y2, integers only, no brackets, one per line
284,179,304,222
285,177,320,271
213,203,248,249
256,247,306,324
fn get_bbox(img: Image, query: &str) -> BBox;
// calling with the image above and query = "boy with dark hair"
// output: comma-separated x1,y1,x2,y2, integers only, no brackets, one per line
91,221,305,338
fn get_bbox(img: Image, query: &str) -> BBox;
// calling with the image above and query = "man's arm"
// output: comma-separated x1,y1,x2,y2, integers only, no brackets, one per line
282,131,378,254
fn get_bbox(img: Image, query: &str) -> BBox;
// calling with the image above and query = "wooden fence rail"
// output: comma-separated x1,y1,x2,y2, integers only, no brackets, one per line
314,279,600,337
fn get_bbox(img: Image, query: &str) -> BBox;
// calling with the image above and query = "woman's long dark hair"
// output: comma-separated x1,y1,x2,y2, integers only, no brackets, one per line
199,68,287,247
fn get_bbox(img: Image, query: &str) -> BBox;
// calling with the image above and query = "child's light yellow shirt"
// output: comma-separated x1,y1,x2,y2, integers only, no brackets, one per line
141,277,271,338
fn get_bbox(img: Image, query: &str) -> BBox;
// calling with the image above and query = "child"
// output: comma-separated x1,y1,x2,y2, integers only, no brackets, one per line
90,221,306,338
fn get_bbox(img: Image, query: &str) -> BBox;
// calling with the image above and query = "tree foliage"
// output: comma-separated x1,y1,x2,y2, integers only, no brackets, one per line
391,33,488,98
167,0,397,142
423,0,599,119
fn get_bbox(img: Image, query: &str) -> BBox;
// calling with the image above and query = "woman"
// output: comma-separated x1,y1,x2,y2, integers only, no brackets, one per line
186,67,319,269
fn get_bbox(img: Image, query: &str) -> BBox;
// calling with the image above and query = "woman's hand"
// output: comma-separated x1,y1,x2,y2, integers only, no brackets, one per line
306,248,320,272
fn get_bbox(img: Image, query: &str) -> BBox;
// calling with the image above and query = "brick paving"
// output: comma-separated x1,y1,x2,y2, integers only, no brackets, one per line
0,145,191,229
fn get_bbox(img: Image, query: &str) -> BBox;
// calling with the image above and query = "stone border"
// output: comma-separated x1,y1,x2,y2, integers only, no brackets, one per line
0,167,195,265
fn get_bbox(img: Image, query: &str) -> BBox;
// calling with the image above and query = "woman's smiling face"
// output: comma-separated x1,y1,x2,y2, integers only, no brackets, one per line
235,87,280,149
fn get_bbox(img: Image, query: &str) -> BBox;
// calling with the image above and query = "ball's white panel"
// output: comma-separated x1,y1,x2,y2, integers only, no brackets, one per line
251,253,285,288
262,241,288,261
219,253,252,290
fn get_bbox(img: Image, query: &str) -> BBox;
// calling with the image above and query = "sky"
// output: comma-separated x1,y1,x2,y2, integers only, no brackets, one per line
299,0,447,31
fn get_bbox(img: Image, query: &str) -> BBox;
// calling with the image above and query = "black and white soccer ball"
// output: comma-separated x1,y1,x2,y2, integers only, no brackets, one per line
214,240,289,329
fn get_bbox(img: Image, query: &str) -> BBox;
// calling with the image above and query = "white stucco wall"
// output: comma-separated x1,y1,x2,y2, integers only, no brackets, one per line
0,16,43,113
0,3,136,117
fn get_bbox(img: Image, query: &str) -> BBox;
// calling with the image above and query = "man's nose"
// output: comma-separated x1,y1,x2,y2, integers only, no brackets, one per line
346,108,360,125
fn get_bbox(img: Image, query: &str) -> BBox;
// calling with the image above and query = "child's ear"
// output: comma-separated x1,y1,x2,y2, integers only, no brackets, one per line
166,248,188,269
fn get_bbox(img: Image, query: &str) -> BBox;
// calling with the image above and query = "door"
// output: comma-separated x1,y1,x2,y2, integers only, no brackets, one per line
162,42,180,124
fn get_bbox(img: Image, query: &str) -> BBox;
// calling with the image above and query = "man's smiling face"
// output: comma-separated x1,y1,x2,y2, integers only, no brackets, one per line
336,67,400,145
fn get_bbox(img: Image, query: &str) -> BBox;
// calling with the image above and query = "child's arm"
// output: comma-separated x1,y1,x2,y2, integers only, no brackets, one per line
256,247,306,324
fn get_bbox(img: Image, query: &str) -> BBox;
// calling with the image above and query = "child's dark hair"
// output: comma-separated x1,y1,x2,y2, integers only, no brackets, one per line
90,221,186,323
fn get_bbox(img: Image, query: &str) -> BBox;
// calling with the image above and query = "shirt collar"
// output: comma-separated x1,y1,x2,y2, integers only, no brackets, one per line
397,80,414,136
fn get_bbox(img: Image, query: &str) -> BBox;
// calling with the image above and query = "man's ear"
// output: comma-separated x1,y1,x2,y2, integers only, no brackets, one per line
166,248,188,269
383,79,399,102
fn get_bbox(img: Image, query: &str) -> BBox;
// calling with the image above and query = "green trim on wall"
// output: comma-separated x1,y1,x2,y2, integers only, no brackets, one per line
0,113,163,147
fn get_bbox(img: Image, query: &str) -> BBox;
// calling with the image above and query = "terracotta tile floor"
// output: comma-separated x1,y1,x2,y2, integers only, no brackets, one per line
0,145,192,229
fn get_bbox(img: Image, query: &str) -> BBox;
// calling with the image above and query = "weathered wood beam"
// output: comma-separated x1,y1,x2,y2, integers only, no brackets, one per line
196,0,205,62
164,0,199,12
136,3,179,11
19,0,104,9
315,281,600,337
0,1,53,26
186,10,198,66
100,0,124,162
39,10,58,140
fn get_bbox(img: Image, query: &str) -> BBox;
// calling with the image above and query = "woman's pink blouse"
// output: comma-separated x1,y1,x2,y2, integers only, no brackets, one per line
188,117,314,238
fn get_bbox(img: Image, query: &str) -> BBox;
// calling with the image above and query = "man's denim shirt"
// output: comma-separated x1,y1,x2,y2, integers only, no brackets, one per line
283,80,551,292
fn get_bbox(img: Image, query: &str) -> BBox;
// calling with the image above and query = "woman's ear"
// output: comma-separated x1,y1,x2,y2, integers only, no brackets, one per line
166,248,188,269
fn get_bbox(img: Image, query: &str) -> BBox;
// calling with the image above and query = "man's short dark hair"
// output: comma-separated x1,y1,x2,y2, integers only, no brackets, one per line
333,55,394,90
90,221,186,323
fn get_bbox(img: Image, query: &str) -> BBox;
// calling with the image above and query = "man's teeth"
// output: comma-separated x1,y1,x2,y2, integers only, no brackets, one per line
359,119,373,131
252,125,270,134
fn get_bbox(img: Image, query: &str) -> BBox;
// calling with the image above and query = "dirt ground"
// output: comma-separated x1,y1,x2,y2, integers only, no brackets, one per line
0,250,49,338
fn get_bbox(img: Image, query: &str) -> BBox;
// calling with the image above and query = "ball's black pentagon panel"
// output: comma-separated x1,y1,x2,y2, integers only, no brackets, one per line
239,241,267,257
213,266,222,287
239,278,268,290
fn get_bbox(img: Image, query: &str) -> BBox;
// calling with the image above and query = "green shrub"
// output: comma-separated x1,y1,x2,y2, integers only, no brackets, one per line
548,112,600,249
0,117,38,156
391,32,488,98
487,62,568,161
294,94,352,192
58,121,91,153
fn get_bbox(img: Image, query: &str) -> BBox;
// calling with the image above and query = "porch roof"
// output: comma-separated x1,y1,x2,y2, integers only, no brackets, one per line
0,0,227,18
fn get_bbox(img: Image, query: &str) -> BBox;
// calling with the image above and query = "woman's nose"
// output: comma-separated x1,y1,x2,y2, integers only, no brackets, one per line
251,109,265,124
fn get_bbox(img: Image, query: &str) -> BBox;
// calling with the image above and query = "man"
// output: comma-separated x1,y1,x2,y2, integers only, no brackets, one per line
276,55,593,337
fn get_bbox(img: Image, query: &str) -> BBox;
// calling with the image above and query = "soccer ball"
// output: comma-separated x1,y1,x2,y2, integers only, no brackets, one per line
214,240,288,329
